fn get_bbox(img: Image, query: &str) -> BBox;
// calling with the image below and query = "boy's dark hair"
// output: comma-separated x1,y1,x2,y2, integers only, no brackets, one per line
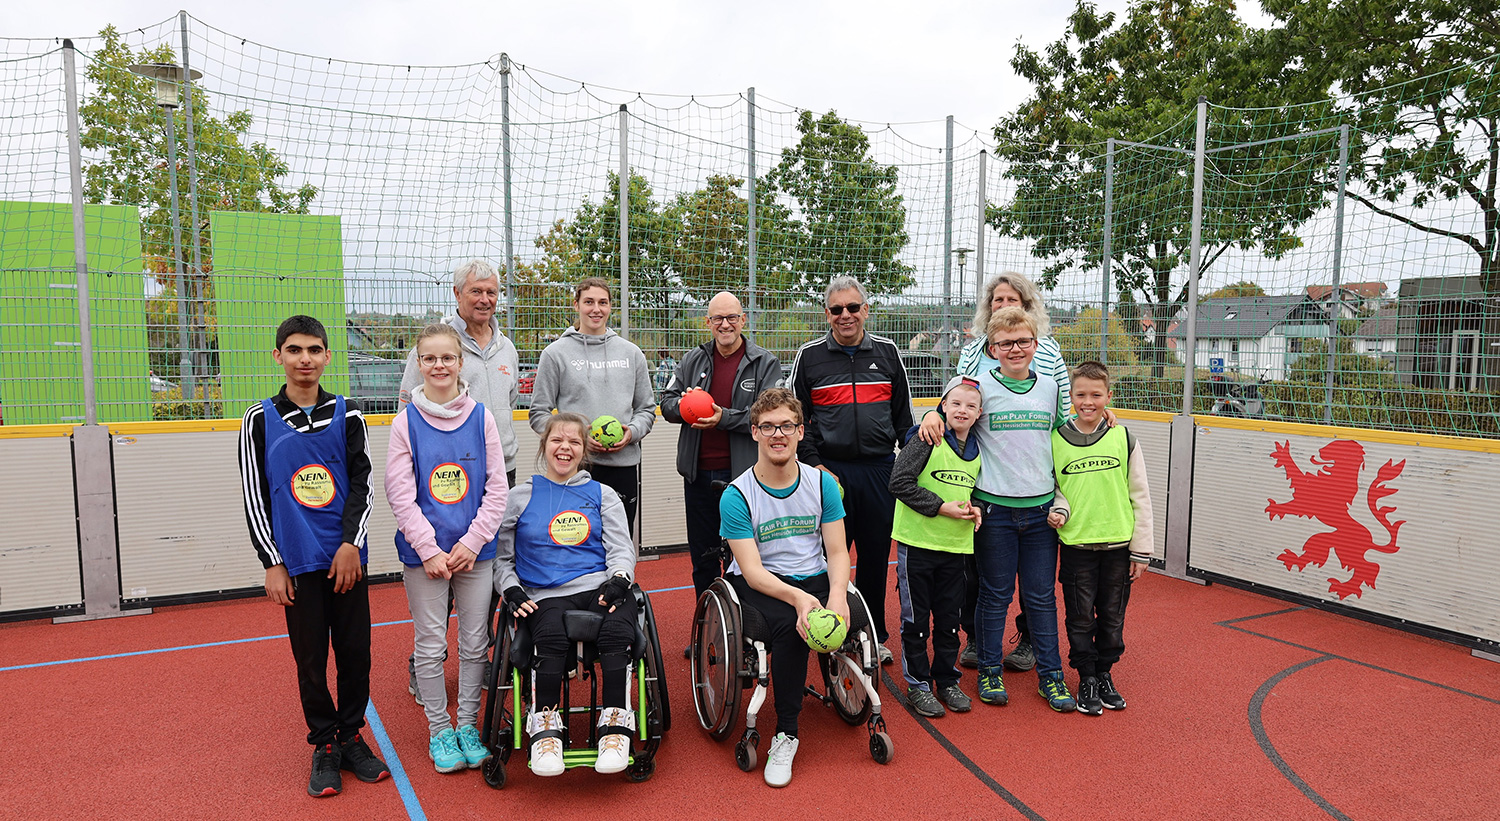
276,315,329,349
750,387,802,425
1071,360,1110,388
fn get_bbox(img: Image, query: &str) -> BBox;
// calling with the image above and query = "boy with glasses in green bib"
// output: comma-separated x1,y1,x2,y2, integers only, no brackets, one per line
1046,361,1155,716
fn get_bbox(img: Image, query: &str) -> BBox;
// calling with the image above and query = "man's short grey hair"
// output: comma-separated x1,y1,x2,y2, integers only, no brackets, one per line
453,259,499,291
824,276,868,305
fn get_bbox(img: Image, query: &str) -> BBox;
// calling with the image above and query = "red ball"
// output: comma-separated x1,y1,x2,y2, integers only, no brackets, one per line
680,388,715,424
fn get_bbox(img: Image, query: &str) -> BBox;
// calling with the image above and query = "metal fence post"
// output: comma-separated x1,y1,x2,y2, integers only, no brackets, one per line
1323,124,1350,423
618,104,630,337
164,94,196,412
500,54,516,339
178,11,208,417
62,40,97,426
942,115,954,375
746,87,758,332
1101,137,1115,363
975,150,987,306
1182,97,1208,415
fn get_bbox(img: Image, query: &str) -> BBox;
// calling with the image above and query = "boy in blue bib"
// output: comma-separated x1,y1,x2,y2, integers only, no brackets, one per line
238,315,388,798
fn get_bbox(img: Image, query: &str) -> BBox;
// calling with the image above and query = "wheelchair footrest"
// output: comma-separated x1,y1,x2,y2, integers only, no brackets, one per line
546,749,634,770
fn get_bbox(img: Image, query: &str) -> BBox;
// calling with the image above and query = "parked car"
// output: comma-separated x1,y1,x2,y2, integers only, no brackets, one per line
898,351,947,400
349,351,404,414
516,366,536,409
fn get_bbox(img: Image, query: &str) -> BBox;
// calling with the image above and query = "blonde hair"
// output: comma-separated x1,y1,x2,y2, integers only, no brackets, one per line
987,306,1038,340
973,272,1051,339
416,323,464,360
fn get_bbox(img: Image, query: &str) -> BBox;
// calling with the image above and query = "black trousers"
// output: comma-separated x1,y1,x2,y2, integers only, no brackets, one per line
683,469,732,600
526,588,639,709
962,552,1029,644
895,543,965,690
285,569,371,746
728,572,831,737
823,458,894,642
590,463,641,540
1058,545,1133,678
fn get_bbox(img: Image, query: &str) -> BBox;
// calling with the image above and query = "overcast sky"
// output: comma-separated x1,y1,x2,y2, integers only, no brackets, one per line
8,0,1267,146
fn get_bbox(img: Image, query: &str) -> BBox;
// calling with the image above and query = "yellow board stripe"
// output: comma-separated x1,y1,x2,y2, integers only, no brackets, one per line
0,423,76,439
1193,413,1500,454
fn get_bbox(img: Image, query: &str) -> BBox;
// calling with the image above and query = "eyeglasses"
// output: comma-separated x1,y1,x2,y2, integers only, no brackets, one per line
708,313,743,325
754,422,801,436
419,354,460,367
827,302,864,316
988,338,1037,353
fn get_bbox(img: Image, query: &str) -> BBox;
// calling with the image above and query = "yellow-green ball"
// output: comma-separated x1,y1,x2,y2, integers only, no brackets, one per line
805,608,848,653
590,415,625,447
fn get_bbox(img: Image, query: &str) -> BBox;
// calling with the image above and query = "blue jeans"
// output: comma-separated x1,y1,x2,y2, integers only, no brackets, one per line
973,502,1062,674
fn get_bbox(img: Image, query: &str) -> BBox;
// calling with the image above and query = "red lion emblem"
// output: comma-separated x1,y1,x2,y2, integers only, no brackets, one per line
1264,440,1405,600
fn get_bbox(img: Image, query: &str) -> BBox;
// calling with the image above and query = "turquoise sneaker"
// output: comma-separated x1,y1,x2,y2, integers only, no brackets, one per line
429,728,466,773
977,666,1008,706
1038,671,1078,713
455,724,487,769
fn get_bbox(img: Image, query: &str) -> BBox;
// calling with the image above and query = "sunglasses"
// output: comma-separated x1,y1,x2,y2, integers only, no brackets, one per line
827,302,864,316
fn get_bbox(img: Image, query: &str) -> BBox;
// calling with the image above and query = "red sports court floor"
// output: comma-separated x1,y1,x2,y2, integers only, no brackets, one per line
2,552,1496,820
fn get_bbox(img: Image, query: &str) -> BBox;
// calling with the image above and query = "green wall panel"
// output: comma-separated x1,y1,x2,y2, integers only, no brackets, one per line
0,201,149,425
211,212,347,413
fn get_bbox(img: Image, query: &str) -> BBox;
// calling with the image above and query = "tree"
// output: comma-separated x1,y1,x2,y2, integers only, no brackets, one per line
659,174,799,310
561,170,677,317
764,110,915,301
1264,0,1500,293
509,220,585,360
80,26,317,277
990,0,1335,376
1055,308,1142,368
1207,281,1267,299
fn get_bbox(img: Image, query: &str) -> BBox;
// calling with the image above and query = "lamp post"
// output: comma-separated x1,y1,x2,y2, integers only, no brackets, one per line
128,62,201,411
953,247,973,346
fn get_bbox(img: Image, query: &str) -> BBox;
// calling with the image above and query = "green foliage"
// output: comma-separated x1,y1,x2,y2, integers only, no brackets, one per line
991,0,1336,377
1207,281,1266,299
764,110,915,300
80,25,317,276
1055,308,1141,367
150,383,223,420
562,170,676,312
1264,0,1500,291
658,174,799,309
1285,338,1397,386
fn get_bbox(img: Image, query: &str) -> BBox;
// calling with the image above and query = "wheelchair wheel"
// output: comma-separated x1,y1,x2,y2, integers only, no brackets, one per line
691,583,742,741
626,759,656,783
482,753,508,788
734,729,760,772
869,731,894,765
820,652,872,726
638,589,672,735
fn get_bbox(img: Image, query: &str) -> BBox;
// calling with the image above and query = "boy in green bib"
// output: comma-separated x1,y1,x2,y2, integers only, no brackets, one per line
888,376,984,717
1046,361,1154,716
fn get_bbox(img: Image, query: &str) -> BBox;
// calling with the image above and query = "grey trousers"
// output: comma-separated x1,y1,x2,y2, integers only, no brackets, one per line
403,558,493,737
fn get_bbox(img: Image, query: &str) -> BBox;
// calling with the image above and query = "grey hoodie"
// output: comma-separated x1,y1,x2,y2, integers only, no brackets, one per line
529,326,656,468
491,470,635,602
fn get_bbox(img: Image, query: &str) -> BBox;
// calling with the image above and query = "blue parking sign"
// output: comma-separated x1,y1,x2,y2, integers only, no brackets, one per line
1209,357,1224,374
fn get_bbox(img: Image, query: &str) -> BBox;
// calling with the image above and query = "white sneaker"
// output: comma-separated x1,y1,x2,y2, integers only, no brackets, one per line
764,732,799,787
526,708,565,777
594,706,635,774
877,643,894,665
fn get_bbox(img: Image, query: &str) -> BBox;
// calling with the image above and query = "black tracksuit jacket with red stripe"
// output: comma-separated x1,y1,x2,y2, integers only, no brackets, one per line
788,331,915,467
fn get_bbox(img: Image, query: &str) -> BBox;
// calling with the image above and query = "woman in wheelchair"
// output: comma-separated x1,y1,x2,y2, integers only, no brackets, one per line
493,412,638,777
719,388,851,786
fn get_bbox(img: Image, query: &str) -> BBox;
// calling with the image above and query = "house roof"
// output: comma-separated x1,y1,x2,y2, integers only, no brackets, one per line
1353,306,1398,338
1305,282,1388,301
1165,295,1328,339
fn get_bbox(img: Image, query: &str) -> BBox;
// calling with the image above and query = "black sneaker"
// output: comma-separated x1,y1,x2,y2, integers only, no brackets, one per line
1098,671,1127,710
959,640,978,669
938,684,972,713
1076,676,1103,716
340,734,391,783
308,743,343,797
907,688,946,718
1002,639,1036,672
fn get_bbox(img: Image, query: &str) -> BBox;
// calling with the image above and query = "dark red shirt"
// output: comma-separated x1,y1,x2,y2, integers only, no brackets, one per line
698,343,746,471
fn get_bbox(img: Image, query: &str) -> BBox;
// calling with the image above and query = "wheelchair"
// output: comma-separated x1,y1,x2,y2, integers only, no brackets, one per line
478,584,670,788
689,577,893,770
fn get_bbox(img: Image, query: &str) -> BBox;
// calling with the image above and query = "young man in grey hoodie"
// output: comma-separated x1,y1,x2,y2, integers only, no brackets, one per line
528,277,656,539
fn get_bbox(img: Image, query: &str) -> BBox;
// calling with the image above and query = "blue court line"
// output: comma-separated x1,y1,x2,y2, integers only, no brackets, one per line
0,564,899,674
365,700,426,821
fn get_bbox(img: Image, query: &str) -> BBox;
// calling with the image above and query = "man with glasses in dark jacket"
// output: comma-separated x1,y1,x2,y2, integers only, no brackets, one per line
787,277,914,662
662,291,782,642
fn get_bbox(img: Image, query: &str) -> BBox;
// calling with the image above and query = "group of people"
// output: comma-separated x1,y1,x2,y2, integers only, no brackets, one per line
236,259,1154,798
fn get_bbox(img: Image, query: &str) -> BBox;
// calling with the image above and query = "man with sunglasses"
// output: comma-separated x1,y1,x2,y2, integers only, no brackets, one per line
661,292,783,622
787,277,914,662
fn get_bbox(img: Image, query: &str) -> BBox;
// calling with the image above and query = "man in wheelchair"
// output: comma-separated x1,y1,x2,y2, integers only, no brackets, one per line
494,412,638,777
718,388,851,787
